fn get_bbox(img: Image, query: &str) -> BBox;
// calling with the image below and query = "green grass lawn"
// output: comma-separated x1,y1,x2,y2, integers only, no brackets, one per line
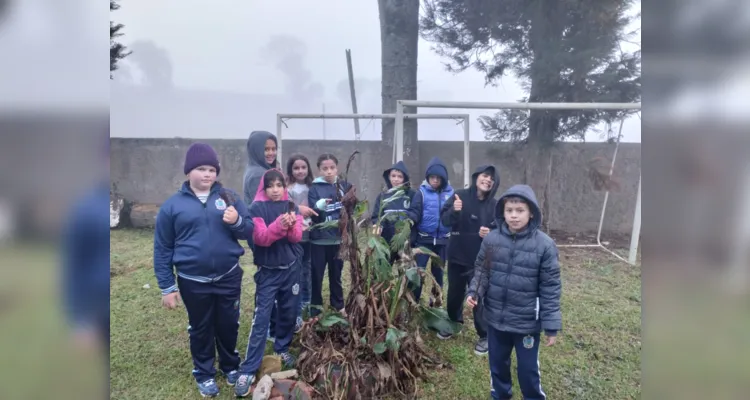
110,229,642,399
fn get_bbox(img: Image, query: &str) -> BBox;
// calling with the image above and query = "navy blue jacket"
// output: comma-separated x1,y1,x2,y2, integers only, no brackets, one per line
371,161,416,245
153,182,253,295
408,157,454,246
440,165,500,266
248,169,304,268
63,181,110,327
468,184,562,335
308,177,352,244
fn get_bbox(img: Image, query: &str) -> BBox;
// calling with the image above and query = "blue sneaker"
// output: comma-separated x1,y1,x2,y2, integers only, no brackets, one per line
234,373,255,397
223,369,239,386
276,352,297,369
196,378,219,398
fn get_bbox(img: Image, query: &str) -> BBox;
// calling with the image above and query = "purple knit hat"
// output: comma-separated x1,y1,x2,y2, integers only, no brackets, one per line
184,143,221,175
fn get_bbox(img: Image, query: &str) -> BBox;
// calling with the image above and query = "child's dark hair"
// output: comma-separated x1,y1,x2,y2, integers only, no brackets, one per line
263,169,286,189
502,196,529,207
285,154,313,186
316,153,339,168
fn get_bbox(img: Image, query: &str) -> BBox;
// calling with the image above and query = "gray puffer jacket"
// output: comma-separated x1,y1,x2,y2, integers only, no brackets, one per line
467,184,562,335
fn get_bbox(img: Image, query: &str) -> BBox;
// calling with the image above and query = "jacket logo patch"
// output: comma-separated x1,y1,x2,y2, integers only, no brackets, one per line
215,198,227,210
404,199,410,209
444,194,450,200
292,283,299,295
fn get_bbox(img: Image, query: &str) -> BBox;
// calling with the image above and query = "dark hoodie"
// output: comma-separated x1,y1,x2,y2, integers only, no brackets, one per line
440,165,500,266
408,157,454,246
370,161,416,245
467,184,562,335
243,131,278,204
248,170,304,268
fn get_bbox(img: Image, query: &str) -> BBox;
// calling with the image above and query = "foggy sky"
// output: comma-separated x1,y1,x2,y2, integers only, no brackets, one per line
111,0,641,142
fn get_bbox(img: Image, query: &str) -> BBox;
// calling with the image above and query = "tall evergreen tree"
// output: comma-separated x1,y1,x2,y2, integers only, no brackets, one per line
421,0,641,229
110,0,131,78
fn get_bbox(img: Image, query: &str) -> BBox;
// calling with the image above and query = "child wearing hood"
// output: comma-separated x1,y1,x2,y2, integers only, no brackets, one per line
370,161,416,257
153,143,254,397
243,131,278,204
465,184,562,400
242,130,279,342
307,154,352,316
234,169,304,397
439,165,500,356
243,132,317,341
406,157,454,305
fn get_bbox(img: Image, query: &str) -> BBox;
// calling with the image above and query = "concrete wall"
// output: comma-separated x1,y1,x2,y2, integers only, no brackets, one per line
110,138,640,234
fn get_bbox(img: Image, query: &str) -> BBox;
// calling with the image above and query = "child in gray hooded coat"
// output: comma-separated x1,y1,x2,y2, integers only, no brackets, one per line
243,130,278,204
466,184,562,400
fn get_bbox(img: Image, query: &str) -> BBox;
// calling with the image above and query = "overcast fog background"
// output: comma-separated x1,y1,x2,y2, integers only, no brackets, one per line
110,0,642,143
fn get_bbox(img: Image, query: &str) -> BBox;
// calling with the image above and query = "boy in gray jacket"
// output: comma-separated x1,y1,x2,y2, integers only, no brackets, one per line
466,184,562,400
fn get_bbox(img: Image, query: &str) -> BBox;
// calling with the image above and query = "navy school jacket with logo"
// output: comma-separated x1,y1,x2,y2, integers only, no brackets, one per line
308,177,352,244
153,182,253,295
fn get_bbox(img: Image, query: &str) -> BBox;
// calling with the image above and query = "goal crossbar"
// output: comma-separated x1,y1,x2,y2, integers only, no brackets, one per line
276,113,470,182
393,100,641,265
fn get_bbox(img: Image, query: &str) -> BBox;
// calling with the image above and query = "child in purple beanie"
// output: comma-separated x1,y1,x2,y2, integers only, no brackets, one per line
153,142,254,397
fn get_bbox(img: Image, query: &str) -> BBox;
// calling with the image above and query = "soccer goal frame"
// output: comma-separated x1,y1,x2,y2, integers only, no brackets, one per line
275,113,470,179
394,100,642,265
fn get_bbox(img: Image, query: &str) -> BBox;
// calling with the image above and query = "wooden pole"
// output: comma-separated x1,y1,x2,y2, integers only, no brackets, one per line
345,49,361,140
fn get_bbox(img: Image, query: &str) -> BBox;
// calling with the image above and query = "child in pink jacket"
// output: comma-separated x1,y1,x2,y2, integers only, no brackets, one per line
234,169,303,397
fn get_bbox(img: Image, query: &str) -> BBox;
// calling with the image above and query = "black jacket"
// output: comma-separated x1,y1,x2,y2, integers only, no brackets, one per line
440,165,500,266
467,184,562,335
371,161,416,245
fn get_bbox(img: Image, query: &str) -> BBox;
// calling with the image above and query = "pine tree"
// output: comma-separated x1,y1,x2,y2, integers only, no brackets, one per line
110,0,131,78
421,0,640,229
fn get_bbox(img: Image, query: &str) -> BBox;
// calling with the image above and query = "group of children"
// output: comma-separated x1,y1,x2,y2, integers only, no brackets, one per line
153,130,562,400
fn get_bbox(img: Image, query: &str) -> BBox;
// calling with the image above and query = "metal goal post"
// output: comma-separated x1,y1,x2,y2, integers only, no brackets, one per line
275,113,470,176
394,100,642,265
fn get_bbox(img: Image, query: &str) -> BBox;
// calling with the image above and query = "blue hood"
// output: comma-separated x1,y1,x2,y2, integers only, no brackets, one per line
383,160,410,189
496,184,542,232
423,156,449,191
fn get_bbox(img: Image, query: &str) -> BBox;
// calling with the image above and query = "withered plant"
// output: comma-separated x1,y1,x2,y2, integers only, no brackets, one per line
297,151,458,399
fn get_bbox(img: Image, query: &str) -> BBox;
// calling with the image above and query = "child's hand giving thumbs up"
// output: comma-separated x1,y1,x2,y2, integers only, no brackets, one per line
453,194,462,211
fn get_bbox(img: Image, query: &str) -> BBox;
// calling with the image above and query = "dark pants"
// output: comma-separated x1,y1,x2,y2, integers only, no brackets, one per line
299,241,312,315
269,241,312,337
411,242,446,303
446,262,487,338
177,267,243,383
487,328,546,400
238,262,301,375
310,244,344,315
